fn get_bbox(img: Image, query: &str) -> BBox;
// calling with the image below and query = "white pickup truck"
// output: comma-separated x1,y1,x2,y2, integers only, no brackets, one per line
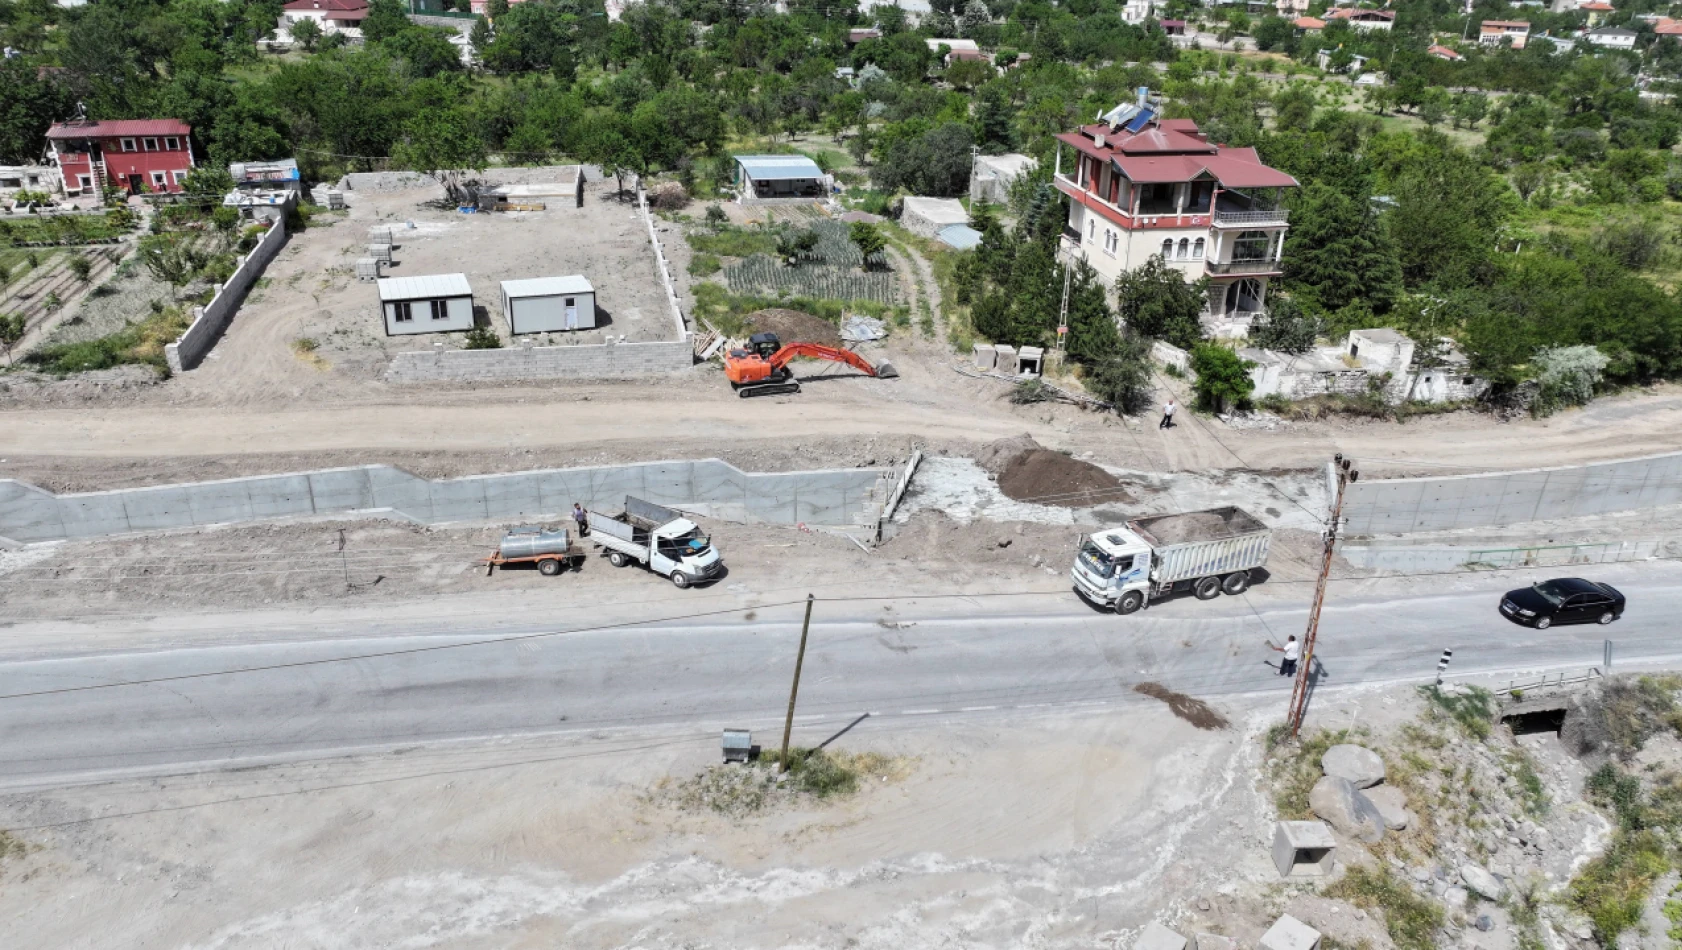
587,496,723,589
1071,506,1272,614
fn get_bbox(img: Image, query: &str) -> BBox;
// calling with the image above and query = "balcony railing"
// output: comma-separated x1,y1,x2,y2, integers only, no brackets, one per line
1213,208,1290,226
1206,258,1283,275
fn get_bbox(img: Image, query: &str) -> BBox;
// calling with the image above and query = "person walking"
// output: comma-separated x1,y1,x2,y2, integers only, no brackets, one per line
1159,398,1176,430
1269,635,1301,677
572,503,589,537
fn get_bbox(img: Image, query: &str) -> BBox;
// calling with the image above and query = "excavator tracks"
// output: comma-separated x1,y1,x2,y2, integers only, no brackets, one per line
737,381,802,398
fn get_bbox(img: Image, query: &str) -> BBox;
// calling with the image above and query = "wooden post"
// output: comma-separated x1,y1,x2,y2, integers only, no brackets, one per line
779,594,816,772
1287,456,1356,736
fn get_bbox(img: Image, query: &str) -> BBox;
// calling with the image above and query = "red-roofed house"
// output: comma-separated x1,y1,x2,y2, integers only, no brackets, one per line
1053,92,1298,335
1654,16,1682,35
1428,44,1464,60
281,0,368,31
46,118,195,196
1578,2,1614,27
1294,16,1327,31
1327,8,1396,30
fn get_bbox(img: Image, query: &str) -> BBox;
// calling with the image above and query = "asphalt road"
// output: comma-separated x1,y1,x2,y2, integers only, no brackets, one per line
3,563,1680,790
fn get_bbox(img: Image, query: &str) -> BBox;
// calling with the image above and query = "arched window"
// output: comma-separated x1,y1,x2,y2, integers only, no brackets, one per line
1192,238,1205,260
1233,230,1271,262
1161,239,1174,259
1177,238,1190,260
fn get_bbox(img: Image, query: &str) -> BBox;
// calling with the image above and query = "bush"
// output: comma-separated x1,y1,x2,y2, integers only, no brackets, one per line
1327,866,1445,950
463,326,502,349
1532,345,1608,417
1570,831,1670,946
1190,344,1255,412
688,253,721,277
68,256,92,282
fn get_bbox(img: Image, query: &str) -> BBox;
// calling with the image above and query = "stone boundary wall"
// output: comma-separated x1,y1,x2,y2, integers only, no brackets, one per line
407,12,475,31
0,460,892,544
636,179,688,337
1342,450,1682,535
165,217,288,374
386,339,695,382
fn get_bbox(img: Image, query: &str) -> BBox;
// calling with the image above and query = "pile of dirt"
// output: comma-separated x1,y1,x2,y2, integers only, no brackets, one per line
977,434,1132,508
1134,682,1229,731
743,308,842,348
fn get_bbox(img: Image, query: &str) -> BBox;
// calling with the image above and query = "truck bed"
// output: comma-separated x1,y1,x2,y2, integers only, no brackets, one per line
1130,507,1272,585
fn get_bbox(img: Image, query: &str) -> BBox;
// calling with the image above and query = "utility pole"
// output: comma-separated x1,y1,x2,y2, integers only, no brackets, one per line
1055,262,1072,354
779,594,816,772
1286,454,1358,737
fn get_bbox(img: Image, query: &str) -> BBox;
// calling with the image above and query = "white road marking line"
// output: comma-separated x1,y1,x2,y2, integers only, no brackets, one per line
959,705,998,712
899,708,942,715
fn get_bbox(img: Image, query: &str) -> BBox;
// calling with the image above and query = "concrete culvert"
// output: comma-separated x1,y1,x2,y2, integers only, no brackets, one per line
1502,706,1568,736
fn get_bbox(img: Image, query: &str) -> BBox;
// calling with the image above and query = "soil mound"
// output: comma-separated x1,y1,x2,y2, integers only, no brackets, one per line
979,433,1132,508
1134,682,1230,730
743,309,842,348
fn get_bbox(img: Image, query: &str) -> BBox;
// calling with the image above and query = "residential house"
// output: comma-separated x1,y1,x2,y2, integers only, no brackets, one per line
280,0,368,33
378,274,474,336
1656,17,1682,37
1576,1,1614,24
1327,7,1396,30
847,27,882,44
1294,16,1327,32
1427,43,1464,59
46,118,195,197
969,153,1038,205
1480,20,1531,48
1123,0,1155,24
1052,90,1298,337
1583,25,1638,49
1274,0,1310,17
224,158,301,221
1159,19,1187,35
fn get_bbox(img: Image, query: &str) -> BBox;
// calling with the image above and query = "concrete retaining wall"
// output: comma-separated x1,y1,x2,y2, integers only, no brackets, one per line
385,339,694,382
165,217,288,374
1343,536,1682,573
1342,451,1682,535
0,460,890,544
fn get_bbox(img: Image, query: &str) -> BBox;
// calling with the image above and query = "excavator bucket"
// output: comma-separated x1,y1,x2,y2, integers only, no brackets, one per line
874,360,898,379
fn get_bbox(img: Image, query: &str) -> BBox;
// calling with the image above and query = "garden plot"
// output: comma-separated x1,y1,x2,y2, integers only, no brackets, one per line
723,220,898,305
0,244,130,356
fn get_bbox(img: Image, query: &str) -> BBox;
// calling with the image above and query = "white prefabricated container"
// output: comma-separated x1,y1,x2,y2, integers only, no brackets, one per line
500,275,596,333
377,273,474,336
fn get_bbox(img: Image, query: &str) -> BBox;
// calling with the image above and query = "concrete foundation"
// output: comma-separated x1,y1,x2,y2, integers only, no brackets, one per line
1272,820,1336,877
0,460,895,544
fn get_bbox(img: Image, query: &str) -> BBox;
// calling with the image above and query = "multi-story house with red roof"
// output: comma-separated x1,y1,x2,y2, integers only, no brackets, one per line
1052,90,1297,337
46,118,196,197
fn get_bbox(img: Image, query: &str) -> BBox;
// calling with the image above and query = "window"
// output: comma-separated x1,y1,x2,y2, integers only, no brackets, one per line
430,300,449,320
143,138,158,151
1177,238,1189,260
150,171,167,187
393,301,413,323
120,138,137,152
77,175,92,189
1161,239,1173,259
1193,238,1205,260
1104,230,1119,255
564,297,576,307
174,170,189,185
165,137,180,151
1233,230,1272,262
1087,220,1095,241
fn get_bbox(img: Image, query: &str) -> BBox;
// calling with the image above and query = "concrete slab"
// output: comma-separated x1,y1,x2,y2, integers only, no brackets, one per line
120,487,196,533
56,493,133,540
478,472,546,520
307,467,376,513
1135,922,1188,950
428,477,491,523
244,474,317,520
367,466,436,522
184,479,258,527
0,480,66,542
1260,915,1321,950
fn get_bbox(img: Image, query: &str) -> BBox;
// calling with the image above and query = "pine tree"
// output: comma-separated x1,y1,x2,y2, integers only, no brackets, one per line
1064,260,1121,363
1284,183,1402,312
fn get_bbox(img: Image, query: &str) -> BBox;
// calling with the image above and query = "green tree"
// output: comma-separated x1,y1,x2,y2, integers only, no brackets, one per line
849,221,886,270
68,255,93,282
1063,260,1121,363
288,16,322,51
1083,337,1155,414
870,122,974,197
463,325,502,349
384,26,465,77
1390,148,1510,289
392,107,488,175
1115,256,1207,350
0,312,25,364
1450,92,1488,130
362,0,409,43
1248,295,1319,355
1190,344,1255,412
485,0,509,15
1283,183,1403,312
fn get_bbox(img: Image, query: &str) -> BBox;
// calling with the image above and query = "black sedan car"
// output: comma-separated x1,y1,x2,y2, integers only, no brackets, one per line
1500,578,1625,629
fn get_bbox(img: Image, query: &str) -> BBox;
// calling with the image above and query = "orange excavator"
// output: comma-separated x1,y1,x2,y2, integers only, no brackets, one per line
723,332,898,398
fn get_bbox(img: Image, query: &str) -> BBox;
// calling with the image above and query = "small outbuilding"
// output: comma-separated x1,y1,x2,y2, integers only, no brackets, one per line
501,275,596,334
378,273,474,336
734,154,829,203
901,196,969,239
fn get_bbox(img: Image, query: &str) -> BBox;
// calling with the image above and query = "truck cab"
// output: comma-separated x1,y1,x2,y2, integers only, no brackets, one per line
649,518,722,582
1072,528,1153,613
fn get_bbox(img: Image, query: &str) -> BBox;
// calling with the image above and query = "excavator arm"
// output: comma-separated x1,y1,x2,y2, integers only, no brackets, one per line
767,343,895,378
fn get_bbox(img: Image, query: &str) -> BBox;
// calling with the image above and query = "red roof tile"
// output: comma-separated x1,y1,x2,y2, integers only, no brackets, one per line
1294,16,1327,28
283,0,369,10
46,119,191,140
1428,44,1464,59
1057,123,1297,189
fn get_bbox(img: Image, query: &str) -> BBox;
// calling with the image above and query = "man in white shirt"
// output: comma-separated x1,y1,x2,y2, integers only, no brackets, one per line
1271,635,1301,677
1159,398,1176,430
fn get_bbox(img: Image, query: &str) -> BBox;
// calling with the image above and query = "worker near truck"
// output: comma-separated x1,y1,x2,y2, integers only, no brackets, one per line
572,503,589,537
1268,636,1301,677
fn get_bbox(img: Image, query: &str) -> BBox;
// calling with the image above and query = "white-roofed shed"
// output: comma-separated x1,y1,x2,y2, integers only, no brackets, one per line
501,275,597,333
378,273,475,336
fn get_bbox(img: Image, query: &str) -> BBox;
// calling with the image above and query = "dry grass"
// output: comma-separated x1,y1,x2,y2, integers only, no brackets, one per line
651,748,914,817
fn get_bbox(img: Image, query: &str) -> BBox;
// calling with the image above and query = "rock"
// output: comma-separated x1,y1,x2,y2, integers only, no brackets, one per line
1432,879,1450,897
1563,916,1595,941
1444,886,1469,906
1260,915,1322,950
1412,866,1432,883
1364,785,1413,830
1136,922,1188,950
1475,915,1495,932
997,538,1012,548
1309,776,1386,843
1198,898,1212,912
1459,865,1506,902
1321,744,1386,788
1195,934,1235,950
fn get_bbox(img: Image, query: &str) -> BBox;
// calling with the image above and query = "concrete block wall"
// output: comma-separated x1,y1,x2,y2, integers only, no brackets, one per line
636,180,689,337
385,339,695,382
1342,450,1682,535
165,217,289,374
0,460,889,544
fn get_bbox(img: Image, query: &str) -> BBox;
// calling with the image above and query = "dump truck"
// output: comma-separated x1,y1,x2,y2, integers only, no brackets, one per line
481,525,583,576
587,496,723,588
1071,506,1272,614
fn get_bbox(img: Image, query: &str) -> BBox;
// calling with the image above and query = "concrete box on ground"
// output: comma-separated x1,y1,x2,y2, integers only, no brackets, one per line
367,243,393,263
1272,820,1336,877
973,343,996,370
1260,916,1321,950
1135,922,1188,950
993,343,1018,375
355,257,384,281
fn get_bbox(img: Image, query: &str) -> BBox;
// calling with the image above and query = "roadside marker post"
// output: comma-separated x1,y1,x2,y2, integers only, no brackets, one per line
1604,639,1614,672
1435,649,1453,685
